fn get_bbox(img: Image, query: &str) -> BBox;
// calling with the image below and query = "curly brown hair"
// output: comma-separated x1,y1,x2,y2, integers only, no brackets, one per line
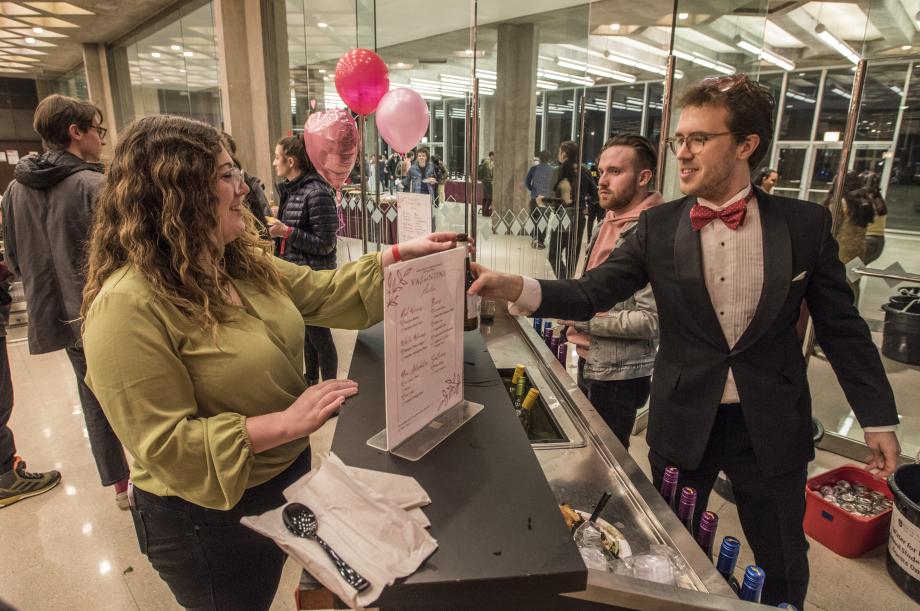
81,114,281,335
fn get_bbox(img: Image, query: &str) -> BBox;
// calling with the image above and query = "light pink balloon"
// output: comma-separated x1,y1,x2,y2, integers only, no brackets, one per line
303,109,358,191
376,88,430,154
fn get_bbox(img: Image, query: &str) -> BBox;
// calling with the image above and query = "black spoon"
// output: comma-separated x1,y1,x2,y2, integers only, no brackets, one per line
283,502,371,592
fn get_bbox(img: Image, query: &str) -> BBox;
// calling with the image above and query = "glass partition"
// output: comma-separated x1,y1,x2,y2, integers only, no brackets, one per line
109,1,221,129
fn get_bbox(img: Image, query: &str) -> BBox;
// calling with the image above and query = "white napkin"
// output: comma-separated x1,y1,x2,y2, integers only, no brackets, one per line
241,453,437,609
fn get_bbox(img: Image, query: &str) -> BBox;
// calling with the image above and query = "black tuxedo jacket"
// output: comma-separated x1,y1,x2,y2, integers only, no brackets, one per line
535,189,898,475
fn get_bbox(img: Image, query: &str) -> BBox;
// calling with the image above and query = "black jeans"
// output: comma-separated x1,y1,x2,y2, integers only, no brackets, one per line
649,406,809,609
864,235,885,265
65,346,130,486
131,452,312,611
547,207,575,279
577,359,649,450
528,199,547,246
304,326,338,384
0,337,15,472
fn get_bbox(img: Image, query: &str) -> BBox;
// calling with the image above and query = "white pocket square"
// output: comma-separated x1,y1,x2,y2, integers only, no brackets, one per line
792,271,807,282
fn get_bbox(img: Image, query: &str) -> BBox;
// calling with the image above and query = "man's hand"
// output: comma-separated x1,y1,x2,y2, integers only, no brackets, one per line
557,320,576,339
864,430,901,477
468,263,524,303
268,220,289,239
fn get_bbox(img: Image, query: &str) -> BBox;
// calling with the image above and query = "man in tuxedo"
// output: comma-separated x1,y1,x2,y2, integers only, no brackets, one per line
470,74,900,608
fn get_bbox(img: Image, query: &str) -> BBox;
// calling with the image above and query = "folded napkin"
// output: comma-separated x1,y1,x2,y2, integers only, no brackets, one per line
241,453,437,609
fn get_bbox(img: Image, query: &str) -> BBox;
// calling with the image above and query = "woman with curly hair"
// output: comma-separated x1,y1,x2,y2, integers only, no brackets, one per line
80,114,459,610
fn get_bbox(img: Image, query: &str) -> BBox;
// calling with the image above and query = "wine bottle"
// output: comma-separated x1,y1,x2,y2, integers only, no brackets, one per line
549,328,560,355
696,511,719,560
776,604,798,610
518,388,540,432
677,486,697,536
739,565,765,603
457,236,479,331
659,466,680,512
508,364,525,396
542,321,553,347
716,536,741,594
533,317,543,333
513,374,527,410
556,340,567,365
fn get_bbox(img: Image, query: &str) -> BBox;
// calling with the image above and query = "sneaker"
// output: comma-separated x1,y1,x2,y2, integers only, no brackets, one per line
115,491,130,511
0,456,62,508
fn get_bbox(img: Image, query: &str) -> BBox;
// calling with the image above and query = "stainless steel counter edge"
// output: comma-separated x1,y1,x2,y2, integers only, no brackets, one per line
480,310,740,603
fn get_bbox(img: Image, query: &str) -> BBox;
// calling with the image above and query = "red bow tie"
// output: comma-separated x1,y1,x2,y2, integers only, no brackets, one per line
690,191,754,231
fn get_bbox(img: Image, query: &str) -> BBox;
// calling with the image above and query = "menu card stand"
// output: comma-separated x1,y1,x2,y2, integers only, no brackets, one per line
366,399,484,461
366,247,483,461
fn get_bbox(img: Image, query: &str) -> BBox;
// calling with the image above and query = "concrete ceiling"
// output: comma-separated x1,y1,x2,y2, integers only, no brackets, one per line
0,0,172,78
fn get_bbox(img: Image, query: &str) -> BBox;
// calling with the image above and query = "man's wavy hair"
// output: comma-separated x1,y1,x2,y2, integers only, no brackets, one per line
81,114,282,336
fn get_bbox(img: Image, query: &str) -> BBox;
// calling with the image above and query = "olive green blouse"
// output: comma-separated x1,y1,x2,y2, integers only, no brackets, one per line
83,254,383,510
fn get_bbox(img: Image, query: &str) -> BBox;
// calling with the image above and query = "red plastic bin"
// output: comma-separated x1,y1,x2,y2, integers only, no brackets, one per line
804,464,893,558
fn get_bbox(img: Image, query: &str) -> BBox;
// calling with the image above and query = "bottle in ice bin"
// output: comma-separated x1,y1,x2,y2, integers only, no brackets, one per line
777,604,798,610
549,328,560,355
659,466,679,511
556,340,567,365
533,317,543,333
508,364,525,396
696,511,719,560
513,373,527,410
458,235,479,331
716,536,741,593
739,565,765,603
517,388,539,432
543,321,553,347
677,486,697,536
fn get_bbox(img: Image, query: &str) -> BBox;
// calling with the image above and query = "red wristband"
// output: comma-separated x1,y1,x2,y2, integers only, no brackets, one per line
392,244,401,262
284,225,294,239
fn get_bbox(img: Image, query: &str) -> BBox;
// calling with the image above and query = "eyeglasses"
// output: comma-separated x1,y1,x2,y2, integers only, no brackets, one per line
665,132,738,155
90,125,108,140
227,167,246,191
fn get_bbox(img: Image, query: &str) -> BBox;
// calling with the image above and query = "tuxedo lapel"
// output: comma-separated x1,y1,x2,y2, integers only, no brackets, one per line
673,197,731,351
732,191,792,354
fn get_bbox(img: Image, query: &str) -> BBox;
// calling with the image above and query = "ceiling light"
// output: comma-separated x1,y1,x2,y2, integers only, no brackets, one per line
183,50,193,57
814,24,860,64
464,49,473,55
170,44,181,51
24,36,36,43
902,45,912,51
831,87,852,100
536,79,558,90
609,23,620,31
318,68,326,73
786,90,816,104
891,85,903,95
154,78,160,82
672,49,734,75
179,68,186,73
32,27,42,34
916,11,920,31
151,51,160,58
678,12,689,20
317,22,328,28
733,36,795,71
555,57,636,83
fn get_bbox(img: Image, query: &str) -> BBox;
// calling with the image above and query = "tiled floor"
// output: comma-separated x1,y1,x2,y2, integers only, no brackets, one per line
2,229,919,610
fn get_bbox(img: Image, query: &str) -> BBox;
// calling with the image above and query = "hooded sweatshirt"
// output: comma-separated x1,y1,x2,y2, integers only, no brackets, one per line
1,150,104,354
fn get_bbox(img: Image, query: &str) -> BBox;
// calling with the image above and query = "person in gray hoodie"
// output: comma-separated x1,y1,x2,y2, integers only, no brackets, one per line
1,94,129,509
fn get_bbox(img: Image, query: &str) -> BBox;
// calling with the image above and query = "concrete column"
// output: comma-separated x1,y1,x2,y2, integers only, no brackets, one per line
82,43,120,149
493,23,538,215
214,0,289,189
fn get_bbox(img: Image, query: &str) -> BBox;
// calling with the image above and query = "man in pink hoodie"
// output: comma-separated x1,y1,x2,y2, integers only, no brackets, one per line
559,134,662,449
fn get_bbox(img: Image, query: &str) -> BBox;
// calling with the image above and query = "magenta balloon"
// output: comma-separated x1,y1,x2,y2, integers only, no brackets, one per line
303,109,359,191
375,88,430,154
334,48,389,115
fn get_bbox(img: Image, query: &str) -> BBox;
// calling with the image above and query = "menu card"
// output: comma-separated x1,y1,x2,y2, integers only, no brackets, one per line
383,247,465,450
396,192,433,242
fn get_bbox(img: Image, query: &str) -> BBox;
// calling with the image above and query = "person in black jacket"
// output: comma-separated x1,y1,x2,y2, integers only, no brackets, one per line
270,135,339,385
470,74,899,609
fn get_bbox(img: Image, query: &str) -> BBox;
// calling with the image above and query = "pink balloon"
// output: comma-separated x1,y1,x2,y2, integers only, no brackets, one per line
303,109,358,191
376,88,430,154
334,48,389,116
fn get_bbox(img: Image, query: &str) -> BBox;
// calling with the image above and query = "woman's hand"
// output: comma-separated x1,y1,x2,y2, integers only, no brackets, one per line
268,220,289,239
383,232,472,267
284,379,359,439
535,195,545,207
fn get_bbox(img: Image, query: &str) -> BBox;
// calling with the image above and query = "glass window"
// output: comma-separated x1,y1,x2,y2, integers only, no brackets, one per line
779,72,820,141
807,146,841,203
544,89,575,152
609,84,642,139
816,69,855,143
534,93,543,157
644,82,663,144
577,86,607,163
854,64,907,142
111,2,222,128
887,63,920,232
